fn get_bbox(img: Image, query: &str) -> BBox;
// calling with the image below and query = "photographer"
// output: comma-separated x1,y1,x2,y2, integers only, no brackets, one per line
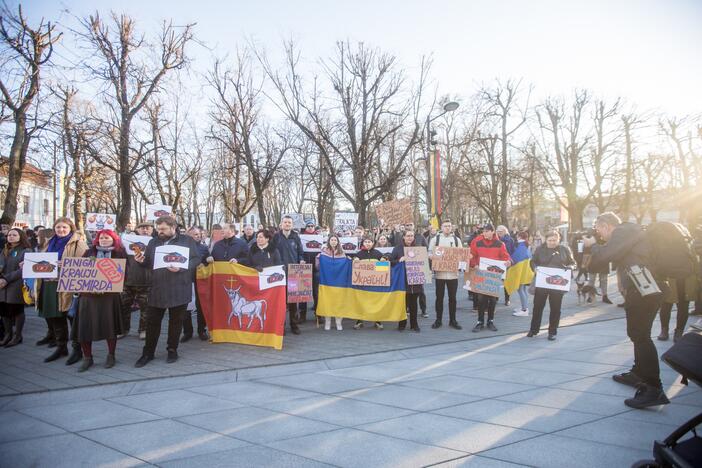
583,212,669,409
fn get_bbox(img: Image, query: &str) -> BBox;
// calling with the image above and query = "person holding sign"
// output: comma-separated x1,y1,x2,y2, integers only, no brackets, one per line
469,224,511,333
75,230,127,371
119,222,153,340
316,235,347,330
428,220,464,330
352,237,385,330
390,230,422,332
133,216,200,367
273,216,305,335
527,231,576,341
38,218,89,364
0,228,32,347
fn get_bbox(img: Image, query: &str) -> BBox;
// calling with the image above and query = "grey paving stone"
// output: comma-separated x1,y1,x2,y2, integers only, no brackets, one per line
0,410,66,443
432,454,530,467
400,375,536,398
267,427,465,468
320,362,452,384
0,382,135,410
432,398,603,433
510,357,624,376
80,419,250,464
257,373,380,394
0,433,145,467
554,415,678,451
496,387,629,416
335,383,481,411
481,433,650,468
554,375,695,398
125,370,239,395
258,395,414,426
670,390,702,407
107,388,244,418
160,445,334,467
323,350,408,369
457,365,583,386
177,406,339,443
19,399,161,432
615,402,702,427
236,361,330,381
187,379,320,405
359,412,540,453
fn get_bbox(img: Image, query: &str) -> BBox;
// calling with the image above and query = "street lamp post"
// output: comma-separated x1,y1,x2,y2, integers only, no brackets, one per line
426,101,459,227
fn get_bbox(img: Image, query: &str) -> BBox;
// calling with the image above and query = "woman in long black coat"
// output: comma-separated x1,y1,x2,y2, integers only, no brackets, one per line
0,228,32,346
390,230,423,333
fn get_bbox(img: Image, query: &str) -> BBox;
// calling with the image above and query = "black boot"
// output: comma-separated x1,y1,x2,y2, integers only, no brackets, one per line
624,385,670,409
65,344,83,366
44,345,68,362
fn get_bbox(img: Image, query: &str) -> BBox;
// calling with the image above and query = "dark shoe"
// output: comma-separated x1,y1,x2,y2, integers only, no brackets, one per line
105,354,116,369
65,348,83,366
78,357,94,372
617,302,626,308
421,311,429,318
166,349,178,363
602,295,613,304
5,336,22,347
198,331,209,341
431,320,442,329
134,354,153,368
398,324,406,331
487,321,498,332
624,385,670,409
505,300,511,307
586,296,593,303
0,334,12,347
673,329,683,343
36,335,53,346
548,334,557,341
449,321,462,330
657,330,669,341
612,371,643,388
47,339,57,348
180,334,192,343
290,327,301,335
472,322,484,332
411,326,421,333
526,331,538,337
44,345,68,363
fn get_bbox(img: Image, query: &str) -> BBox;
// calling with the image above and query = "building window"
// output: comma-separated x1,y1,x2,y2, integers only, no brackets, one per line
44,199,49,216
22,195,30,214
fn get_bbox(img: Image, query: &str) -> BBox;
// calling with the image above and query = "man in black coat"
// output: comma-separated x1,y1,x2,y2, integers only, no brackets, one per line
120,222,153,340
208,223,248,263
273,215,305,335
133,216,201,367
180,226,210,342
584,211,669,409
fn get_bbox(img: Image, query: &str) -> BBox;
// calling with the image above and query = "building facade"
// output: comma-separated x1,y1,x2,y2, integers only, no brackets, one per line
0,158,55,228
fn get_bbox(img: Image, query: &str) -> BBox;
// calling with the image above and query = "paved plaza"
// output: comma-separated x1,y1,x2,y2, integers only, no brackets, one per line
0,284,700,467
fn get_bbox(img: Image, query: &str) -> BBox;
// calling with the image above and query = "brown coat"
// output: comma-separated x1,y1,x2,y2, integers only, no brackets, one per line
36,232,89,312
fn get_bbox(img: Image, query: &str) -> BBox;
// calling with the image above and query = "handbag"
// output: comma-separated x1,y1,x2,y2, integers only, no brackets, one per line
22,281,34,305
67,295,79,318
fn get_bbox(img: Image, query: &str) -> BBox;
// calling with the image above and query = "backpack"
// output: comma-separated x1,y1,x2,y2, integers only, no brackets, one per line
434,233,461,247
645,222,698,279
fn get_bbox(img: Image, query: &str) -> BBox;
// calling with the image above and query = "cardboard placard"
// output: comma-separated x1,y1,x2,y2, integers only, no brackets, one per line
85,213,116,231
376,199,413,227
334,212,358,233
431,246,471,272
376,246,394,255
22,252,59,279
153,245,190,270
260,265,286,290
287,263,313,303
467,269,503,297
340,236,359,254
300,234,325,253
58,257,126,293
352,260,391,287
534,267,572,292
479,258,508,279
146,204,174,221
404,246,428,285
121,234,152,256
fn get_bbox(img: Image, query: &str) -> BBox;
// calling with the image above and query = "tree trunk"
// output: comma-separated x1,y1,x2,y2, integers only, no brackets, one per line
117,120,132,230
0,118,28,226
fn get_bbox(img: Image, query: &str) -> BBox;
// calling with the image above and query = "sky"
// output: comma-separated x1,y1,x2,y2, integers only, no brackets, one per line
24,0,702,117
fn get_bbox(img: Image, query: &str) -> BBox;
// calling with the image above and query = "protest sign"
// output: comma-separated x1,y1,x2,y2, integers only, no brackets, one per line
121,234,152,256
153,245,190,270
282,213,306,230
479,258,508,279
431,246,471,272
375,199,413,227
287,263,313,302
404,246,428,285
352,260,391,287
334,212,358,233
58,257,126,293
339,236,359,254
260,265,286,290
146,204,173,221
467,269,503,297
376,246,394,256
535,267,572,292
300,234,324,253
85,213,116,231
22,252,59,279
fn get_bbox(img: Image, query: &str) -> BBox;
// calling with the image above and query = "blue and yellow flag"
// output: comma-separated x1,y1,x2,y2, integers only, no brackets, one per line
318,256,406,321
504,242,535,295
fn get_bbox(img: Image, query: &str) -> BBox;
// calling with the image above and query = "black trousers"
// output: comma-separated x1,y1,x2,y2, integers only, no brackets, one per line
625,288,663,388
659,278,689,333
287,302,300,330
419,291,426,313
120,285,149,332
530,288,564,335
183,290,207,335
47,316,69,347
143,304,187,357
400,292,420,329
477,294,497,323
435,279,458,322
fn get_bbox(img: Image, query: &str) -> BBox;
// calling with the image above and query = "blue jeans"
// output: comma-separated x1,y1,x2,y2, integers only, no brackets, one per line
517,285,529,311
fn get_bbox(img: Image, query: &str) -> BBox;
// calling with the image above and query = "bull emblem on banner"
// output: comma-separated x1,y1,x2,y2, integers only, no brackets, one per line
224,285,267,331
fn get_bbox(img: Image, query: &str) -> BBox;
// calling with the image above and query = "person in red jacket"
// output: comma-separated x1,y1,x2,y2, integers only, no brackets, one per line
470,224,511,332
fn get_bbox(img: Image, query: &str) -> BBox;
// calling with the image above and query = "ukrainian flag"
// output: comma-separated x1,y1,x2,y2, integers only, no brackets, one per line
318,256,406,322
504,242,535,295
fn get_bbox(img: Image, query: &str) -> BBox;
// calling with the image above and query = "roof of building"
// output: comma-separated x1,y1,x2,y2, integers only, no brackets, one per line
0,157,52,188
